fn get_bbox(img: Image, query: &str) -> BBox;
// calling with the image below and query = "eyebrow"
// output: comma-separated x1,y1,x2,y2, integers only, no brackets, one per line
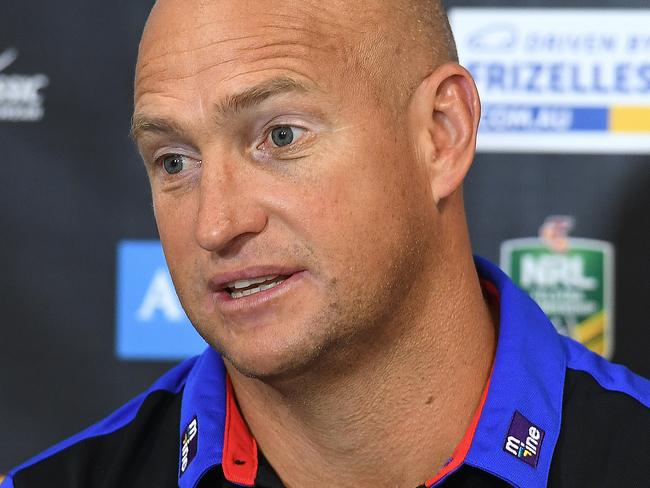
130,76,312,141
214,76,310,125
129,117,185,141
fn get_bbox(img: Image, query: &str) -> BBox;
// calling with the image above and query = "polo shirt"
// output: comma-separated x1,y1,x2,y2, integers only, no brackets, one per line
2,257,649,487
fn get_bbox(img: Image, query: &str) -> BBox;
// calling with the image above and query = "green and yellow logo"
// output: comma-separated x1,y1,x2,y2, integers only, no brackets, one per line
500,216,614,358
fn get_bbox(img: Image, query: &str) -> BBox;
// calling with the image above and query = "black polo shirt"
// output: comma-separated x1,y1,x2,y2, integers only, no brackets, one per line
3,258,649,487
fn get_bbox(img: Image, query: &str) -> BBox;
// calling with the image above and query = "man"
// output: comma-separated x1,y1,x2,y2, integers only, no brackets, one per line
2,1,649,487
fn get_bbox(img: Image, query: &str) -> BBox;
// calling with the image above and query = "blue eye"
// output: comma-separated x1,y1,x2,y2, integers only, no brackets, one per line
270,126,295,147
161,154,185,174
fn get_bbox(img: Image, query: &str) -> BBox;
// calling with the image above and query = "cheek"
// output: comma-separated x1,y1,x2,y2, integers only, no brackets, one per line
290,144,425,277
153,192,198,278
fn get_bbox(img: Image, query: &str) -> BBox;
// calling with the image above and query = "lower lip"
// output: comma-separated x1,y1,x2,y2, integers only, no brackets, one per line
210,271,307,315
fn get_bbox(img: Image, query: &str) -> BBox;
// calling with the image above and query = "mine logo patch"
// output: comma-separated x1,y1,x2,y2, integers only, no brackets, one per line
504,411,545,468
180,417,198,475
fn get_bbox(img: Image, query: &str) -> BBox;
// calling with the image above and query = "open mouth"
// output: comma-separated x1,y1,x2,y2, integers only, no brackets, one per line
223,274,290,299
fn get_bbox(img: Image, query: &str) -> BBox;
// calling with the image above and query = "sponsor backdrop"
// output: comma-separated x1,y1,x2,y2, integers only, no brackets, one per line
1,0,648,472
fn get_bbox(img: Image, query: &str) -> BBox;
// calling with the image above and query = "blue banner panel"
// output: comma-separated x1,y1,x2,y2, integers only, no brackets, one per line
116,240,207,360
481,105,609,132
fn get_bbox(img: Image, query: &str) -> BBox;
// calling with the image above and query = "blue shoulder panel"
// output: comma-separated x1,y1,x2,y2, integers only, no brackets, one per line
6,355,199,481
462,257,650,488
563,336,650,408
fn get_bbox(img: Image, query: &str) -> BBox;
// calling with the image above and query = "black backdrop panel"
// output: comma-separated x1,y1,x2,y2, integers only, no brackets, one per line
1,0,648,472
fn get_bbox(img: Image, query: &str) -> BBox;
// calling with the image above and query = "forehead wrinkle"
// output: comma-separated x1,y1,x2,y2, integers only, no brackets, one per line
137,0,368,90
137,52,240,87
247,25,336,45
276,2,361,35
220,67,320,88
136,34,268,89
140,2,346,69
137,28,336,93
235,40,337,68
239,39,332,53
139,33,264,68
137,44,325,96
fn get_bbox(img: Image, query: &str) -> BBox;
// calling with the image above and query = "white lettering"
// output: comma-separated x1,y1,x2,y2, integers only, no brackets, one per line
181,446,188,471
136,268,185,322
187,419,198,441
520,254,597,289
505,436,521,456
0,49,49,122
525,434,539,455
0,74,49,103
180,419,198,473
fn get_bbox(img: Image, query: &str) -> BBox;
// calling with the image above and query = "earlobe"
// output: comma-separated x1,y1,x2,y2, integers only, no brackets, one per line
408,64,481,205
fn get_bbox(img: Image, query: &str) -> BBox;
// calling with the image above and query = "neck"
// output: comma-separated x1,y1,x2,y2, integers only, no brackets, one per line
227,237,496,488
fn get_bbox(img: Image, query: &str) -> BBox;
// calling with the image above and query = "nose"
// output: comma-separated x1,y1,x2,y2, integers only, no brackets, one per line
194,158,268,254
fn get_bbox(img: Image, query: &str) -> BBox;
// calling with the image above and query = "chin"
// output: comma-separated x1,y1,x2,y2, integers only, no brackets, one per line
218,341,324,382
194,318,328,382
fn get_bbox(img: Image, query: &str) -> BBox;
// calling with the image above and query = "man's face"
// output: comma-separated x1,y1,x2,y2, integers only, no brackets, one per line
133,0,436,378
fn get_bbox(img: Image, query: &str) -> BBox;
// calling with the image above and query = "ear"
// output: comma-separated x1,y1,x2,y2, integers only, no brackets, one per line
407,63,481,205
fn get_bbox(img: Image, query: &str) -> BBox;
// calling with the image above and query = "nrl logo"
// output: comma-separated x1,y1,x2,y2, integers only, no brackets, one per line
500,216,615,358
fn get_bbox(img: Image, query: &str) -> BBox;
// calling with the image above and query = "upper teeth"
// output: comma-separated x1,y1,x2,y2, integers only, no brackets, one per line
225,275,279,290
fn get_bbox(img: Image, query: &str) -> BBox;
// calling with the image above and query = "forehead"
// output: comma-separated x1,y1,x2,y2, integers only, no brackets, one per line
135,0,368,108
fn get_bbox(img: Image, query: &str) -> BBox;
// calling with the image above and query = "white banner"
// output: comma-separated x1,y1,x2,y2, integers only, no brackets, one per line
449,9,650,154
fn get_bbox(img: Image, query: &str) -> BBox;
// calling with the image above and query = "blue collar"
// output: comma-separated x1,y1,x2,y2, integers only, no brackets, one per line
178,257,566,488
461,256,565,488
178,346,227,488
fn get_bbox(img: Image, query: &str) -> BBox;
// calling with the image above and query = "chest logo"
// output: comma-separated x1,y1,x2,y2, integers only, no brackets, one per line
180,417,198,476
503,411,545,468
